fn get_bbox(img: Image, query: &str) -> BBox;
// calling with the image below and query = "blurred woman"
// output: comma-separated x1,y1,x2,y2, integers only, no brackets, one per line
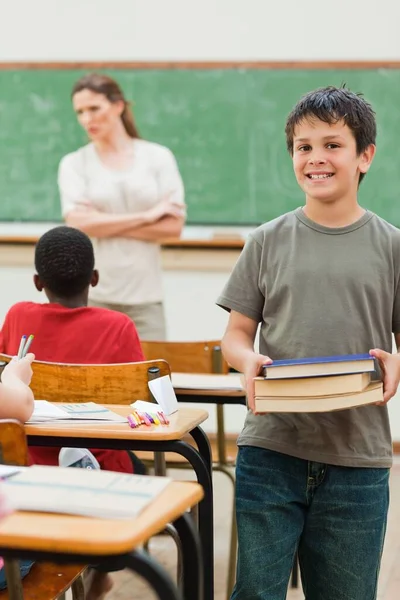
58,73,186,340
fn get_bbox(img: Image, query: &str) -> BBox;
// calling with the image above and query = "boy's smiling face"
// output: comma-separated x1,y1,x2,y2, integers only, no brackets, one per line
292,118,375,204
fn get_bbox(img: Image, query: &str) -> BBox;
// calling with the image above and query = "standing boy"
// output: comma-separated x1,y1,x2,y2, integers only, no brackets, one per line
217,87,400,599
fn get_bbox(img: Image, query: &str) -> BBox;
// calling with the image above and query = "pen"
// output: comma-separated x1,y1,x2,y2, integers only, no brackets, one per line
17,335,26,360
22,335,34,357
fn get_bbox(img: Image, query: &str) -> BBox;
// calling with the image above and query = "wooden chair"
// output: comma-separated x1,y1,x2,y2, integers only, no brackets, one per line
141,340,238,600
0,354,170,405
0,419,85,600
26,358,170,404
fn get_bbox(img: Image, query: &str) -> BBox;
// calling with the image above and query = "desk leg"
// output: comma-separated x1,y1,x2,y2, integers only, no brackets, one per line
125,550,183,600
4,560,24,600
169,439,213,600
174,513,203,600
189,425,212,474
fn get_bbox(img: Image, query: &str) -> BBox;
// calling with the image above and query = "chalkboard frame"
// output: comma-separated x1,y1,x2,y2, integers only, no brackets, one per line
1,61,400,69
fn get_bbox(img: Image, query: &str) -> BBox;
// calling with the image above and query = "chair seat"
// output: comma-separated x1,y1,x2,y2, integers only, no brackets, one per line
0,563,85,600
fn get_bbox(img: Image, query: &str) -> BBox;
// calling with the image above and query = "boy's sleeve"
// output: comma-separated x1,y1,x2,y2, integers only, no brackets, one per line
392,232,400,334
119,320,145,362
393,279,400,334
216,233,265,323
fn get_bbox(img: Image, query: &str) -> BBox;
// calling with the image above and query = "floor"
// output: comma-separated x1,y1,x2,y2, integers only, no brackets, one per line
106,461,400,600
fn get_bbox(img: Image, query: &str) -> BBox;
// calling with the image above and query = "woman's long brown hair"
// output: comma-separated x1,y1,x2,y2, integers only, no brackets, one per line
72,73,140,138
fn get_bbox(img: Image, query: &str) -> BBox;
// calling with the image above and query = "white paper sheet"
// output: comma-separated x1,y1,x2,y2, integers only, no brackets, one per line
148,376,179,415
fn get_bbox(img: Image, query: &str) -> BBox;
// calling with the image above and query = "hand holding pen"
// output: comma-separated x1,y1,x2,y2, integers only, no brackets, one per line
2,335,36,385
17,335,34,360
3,354,35,386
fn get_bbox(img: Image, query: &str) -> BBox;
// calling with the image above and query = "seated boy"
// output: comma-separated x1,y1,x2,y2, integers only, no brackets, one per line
0,225,145,474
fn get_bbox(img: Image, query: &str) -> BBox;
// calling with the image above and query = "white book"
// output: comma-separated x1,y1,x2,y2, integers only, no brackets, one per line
171,373,243,391
28,401,127,424
4,466,171,519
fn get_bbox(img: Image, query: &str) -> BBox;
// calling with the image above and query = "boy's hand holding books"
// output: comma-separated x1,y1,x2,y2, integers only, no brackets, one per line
369,348,400,404
243,352,272,413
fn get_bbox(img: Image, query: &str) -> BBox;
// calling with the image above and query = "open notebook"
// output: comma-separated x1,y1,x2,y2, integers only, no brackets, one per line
28,401,127,424
2,466,171,519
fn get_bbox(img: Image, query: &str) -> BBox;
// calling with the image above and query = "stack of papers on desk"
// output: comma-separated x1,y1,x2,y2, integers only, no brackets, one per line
28,401,127,424
3,466,171,519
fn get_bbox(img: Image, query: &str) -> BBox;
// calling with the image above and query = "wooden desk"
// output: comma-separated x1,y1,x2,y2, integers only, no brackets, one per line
25,405,214,600
25,406,208,441
0,481,204,600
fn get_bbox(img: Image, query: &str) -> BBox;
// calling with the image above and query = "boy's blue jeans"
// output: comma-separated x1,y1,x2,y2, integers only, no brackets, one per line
231,446,389,600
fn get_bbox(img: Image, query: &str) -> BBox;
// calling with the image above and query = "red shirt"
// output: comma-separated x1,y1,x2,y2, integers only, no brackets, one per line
0,302,145,473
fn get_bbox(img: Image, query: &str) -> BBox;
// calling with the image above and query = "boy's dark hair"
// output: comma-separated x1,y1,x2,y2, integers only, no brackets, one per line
285,86,376,184
35,226,94,298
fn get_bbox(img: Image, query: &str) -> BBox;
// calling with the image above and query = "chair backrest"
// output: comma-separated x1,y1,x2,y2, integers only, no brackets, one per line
0,420,28,466
0,355,170,404
141,340,229,374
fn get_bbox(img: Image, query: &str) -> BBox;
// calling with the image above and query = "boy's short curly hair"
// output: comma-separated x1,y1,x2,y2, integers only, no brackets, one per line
34,226,94,298
285,86,377,184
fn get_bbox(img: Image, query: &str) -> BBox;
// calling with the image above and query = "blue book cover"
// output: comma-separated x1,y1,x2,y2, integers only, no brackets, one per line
264,353,373,368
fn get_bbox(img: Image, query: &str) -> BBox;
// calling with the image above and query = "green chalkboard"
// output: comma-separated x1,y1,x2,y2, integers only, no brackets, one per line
1,67,400,225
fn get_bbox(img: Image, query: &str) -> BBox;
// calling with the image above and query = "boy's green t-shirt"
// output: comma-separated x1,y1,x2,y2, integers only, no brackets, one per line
217,208,400,467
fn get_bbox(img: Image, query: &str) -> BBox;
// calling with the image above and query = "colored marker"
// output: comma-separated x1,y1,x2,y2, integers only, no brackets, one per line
17,335,27,360
144,412,155,424
131,412,142,426
135,411,146,425
139,411,152,426
158,411,167,425
22,335,34,357
151,413,161,425
127,415,137,429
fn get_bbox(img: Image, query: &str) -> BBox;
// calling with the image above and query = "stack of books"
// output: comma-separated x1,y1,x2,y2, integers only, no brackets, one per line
254,353,383,413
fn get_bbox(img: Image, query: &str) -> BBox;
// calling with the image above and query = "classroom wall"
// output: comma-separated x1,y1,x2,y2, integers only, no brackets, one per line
1,0,400,61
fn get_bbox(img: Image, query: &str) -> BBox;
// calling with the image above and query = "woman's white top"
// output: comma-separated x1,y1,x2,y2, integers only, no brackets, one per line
58,139,185,305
